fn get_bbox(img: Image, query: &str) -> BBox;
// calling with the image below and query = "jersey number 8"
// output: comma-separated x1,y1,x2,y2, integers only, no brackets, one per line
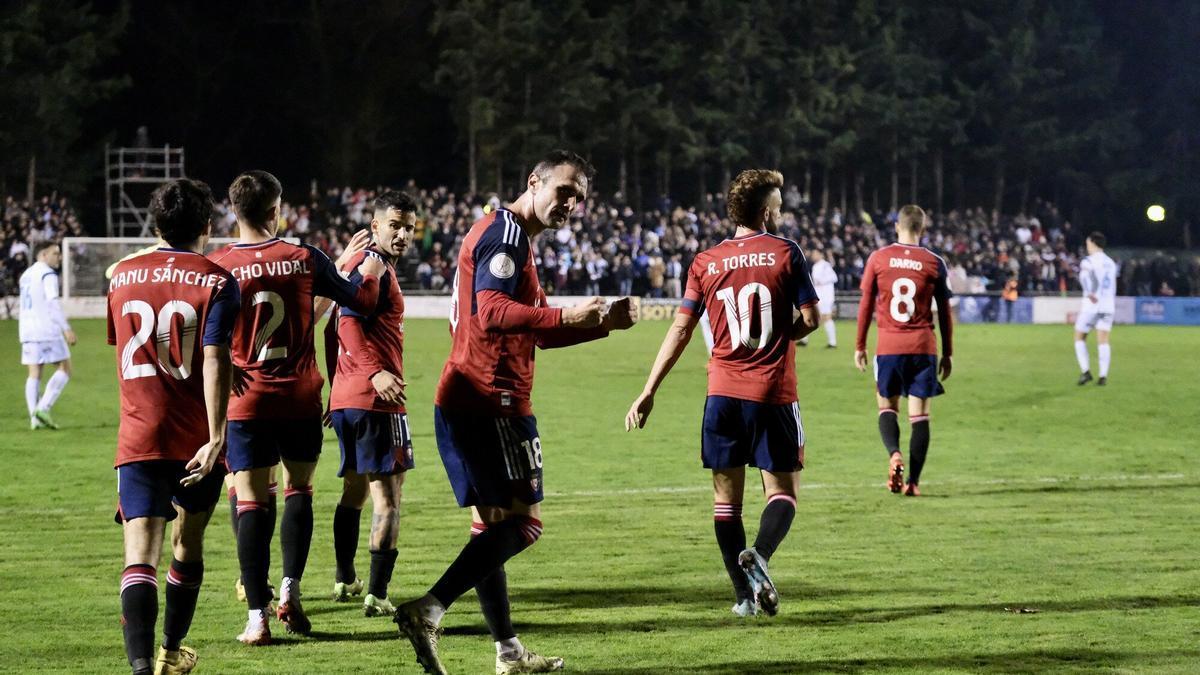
889,277,917,323
715,282,773,350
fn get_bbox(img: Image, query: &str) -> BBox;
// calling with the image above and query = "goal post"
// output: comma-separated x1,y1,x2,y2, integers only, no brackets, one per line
62,236,298,298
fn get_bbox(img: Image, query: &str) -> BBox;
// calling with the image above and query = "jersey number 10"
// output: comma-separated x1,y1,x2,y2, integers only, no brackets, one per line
715,283,773,350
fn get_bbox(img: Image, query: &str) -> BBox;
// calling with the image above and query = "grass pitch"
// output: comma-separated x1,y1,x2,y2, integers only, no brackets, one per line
1,317,1198,674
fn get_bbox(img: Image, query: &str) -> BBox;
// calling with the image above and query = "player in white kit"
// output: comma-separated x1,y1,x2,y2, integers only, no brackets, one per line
1073,232,1117,386
19,242,76,429
805,249,838,348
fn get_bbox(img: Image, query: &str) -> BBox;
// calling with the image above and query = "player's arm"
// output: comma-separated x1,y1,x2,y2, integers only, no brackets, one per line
1080,260,1098,304
854,254,878,372
321,307,340,426
314,229,373,319
625,269,702,431
788,245,820,340
792,304,819,340
183,277,240,487
311,245,384,315
42,272,75,345
337,308,405,406
535,294,639,349
473,230,605,333
934,259,954,380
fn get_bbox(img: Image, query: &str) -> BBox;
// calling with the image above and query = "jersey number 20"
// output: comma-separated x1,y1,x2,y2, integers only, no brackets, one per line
715,283,773,350
120,299,198,381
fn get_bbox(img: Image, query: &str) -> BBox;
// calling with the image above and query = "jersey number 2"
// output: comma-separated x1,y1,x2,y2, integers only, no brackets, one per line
120,300,198,380
715,283,773,350
251,291,288,362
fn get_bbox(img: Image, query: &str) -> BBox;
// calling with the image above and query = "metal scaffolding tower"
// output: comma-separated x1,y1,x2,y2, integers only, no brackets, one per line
105,145,186,237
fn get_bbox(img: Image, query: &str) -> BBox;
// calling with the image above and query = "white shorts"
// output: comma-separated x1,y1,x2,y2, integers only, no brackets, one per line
1074,307,1114,333
816,288,835,315
21,338,70,365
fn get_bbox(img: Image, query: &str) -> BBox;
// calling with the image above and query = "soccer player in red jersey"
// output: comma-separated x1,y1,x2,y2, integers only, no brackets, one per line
325,190,418,619
208,171,385,643
854,204,953,496
107,180,239,675
394,150,638,675
625,170,819,618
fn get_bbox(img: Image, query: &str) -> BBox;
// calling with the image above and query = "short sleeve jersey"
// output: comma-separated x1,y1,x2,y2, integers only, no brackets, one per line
435,208,545,416
106,248,239,467
810,259,838,291
678,232,819,404
209,238,376,420
1079,252,1118,314
858,244,951,355
18,261,65,342
328,247,406,414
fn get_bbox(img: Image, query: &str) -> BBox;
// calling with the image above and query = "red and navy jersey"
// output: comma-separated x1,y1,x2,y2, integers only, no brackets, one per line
106,248,240,467
329,246,406,414
856,243,952,356
435,208,558,416
679,232,818,404
208,238,379,420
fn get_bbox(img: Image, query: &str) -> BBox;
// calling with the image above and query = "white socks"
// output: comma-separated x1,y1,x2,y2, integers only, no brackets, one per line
496,636,523,660
280,576,299,604
37,371,69,412
1074,340,1090,373
824,319,837,346
25,378,39,416
1098,344,1111,377
247,608,268,627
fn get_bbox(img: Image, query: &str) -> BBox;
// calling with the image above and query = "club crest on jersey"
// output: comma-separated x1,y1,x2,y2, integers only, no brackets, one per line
530,477,540,492
489,253,516,279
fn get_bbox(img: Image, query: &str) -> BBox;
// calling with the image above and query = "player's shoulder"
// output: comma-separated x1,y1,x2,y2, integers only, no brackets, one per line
477,209,528,251
298,242,334,265
206,242,238,264
764,232,804,256
20,261,41,281
918,246,949,271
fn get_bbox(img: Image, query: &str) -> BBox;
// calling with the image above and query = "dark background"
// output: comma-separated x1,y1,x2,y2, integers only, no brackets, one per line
2,0,1197,245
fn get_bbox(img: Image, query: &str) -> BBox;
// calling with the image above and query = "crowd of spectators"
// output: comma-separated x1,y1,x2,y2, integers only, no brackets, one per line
255,184,1200,299
5,187,1199,300
1,194,85,295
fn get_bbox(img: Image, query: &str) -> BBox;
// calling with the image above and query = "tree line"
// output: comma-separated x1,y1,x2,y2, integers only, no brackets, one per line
1,0,1196,245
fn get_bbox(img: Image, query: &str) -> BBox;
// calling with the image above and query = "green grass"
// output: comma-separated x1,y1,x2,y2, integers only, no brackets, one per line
2,318,1198,674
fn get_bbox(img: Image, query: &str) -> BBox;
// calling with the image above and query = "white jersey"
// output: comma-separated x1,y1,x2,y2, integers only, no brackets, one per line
1078,252,1117,314
810,259,838,293
19,261,70,342
810,259,838,314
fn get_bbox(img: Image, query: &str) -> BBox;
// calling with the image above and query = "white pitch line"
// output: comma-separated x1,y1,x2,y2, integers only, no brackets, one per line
546,472,1187,498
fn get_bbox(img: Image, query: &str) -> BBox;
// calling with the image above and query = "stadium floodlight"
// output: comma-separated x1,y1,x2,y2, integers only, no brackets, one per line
1147,204,1166,222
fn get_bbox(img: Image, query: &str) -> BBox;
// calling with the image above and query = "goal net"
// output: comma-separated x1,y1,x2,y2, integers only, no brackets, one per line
62,237,298,298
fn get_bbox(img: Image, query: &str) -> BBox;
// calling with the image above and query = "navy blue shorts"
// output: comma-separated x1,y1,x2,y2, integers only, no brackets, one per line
874,354,945,399
331,409,414,477
116,460,227,523
434,406,544,508
225,417,323,472
701,396,806,472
